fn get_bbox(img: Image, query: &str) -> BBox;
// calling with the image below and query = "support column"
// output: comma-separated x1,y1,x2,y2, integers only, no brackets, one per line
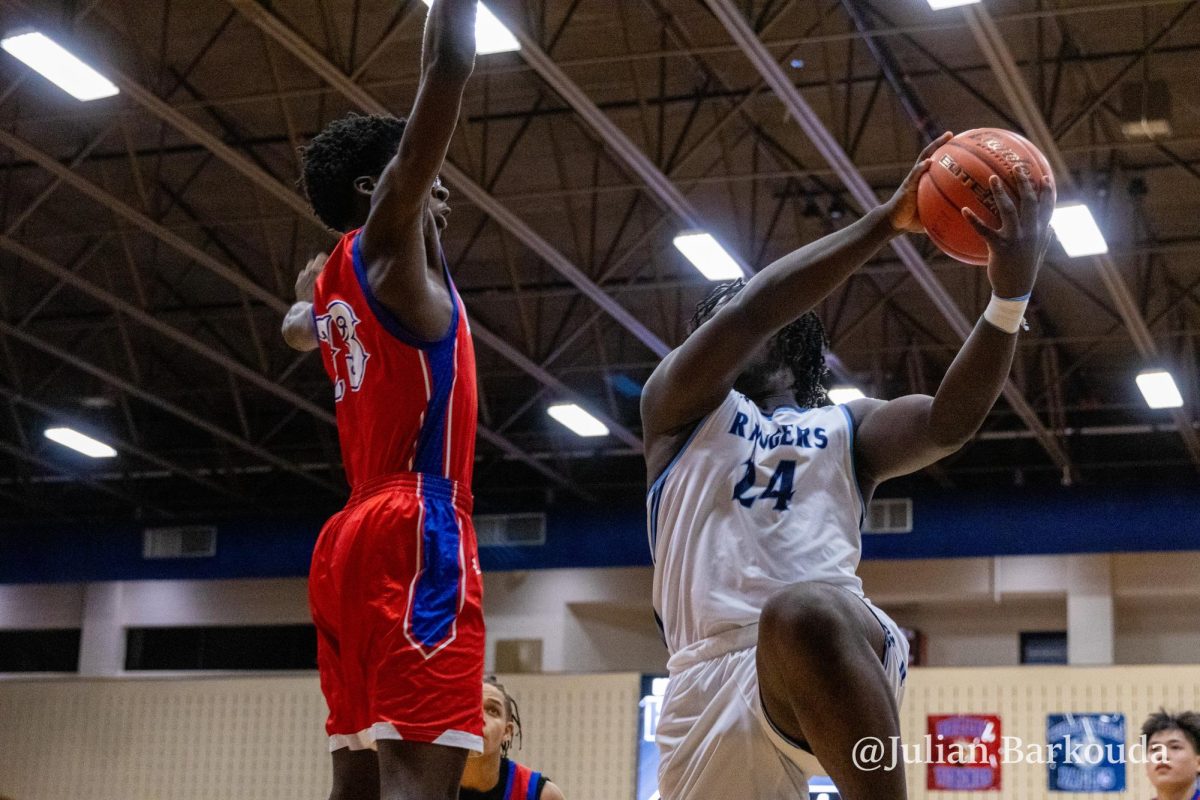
78,582,125,676
1066,555,1115,665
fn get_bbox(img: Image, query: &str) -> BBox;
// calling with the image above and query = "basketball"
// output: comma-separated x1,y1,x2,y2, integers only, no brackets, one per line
917,128,1055,265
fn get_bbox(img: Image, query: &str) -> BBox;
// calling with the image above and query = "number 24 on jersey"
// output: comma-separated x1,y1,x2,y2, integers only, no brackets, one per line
733,459,796,511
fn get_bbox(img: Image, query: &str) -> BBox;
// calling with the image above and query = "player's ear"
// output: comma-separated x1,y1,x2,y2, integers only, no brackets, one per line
353,175,377,196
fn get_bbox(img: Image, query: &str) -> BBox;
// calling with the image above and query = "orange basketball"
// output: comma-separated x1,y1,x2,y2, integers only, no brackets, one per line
917,128,1055,265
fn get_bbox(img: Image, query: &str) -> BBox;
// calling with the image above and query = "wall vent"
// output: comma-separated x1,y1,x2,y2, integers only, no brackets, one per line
142,526,217,559
494,638,543,674
474,513,546,547
864,498,912,534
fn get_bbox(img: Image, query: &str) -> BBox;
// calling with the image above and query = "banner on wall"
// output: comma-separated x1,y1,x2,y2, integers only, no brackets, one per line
926,714,1002,791
1046,713,1127,792
637,676,667,800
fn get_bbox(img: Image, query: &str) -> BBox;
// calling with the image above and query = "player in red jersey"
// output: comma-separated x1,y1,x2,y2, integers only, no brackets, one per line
280,2,480,799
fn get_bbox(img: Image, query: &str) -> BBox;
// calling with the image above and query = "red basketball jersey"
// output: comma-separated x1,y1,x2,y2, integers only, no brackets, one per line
312,229,477,490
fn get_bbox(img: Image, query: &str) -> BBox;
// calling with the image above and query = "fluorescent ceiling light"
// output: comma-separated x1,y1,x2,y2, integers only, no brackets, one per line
828,387,866,404
1136,370,1183,410
547,403,609,437
1050,203,1109,257
1,31,118,101
928,0,981,8
673,231,743,281
1120,118,1171,139
420,1,519,55
44,426,117,458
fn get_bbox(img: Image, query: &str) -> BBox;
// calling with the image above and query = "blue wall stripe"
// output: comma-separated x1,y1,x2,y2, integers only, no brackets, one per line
2,486,1199,584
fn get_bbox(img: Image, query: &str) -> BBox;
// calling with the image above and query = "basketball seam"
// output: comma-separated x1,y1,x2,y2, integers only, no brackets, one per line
944,139,1024,197
928,176,989,253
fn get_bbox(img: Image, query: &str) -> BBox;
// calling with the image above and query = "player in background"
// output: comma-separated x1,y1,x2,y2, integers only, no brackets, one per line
642,132,1056,800
1141,710,1200,800
281,2,481,799
459,678,566,800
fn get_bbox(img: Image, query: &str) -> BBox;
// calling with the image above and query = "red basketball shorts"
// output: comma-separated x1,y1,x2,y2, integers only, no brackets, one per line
309,472,484,752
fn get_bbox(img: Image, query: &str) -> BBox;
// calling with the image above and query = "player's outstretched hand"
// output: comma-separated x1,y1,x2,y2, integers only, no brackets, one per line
884,130,952,235
295,252,328,303
962,171,1056,299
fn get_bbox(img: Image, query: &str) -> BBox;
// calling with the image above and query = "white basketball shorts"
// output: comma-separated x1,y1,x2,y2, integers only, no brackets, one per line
656,602,907,800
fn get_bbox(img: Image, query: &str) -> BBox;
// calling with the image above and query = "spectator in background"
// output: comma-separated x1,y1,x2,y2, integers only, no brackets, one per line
1142,710,1200,800
459,677,565,800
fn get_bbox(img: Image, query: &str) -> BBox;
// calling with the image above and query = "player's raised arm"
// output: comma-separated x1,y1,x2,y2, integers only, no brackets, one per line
357,0,477,339
641,132,951,436
847,170,1056,491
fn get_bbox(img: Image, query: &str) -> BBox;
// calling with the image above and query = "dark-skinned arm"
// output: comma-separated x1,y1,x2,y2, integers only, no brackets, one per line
641,133,951,437
849,169,1057,490
281,252,327,352
357,0,476,341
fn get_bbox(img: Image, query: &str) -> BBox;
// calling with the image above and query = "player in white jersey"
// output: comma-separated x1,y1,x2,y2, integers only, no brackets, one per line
642,133,1056,800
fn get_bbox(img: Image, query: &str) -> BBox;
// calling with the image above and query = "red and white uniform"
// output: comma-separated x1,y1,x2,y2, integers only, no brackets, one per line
309,229,483,752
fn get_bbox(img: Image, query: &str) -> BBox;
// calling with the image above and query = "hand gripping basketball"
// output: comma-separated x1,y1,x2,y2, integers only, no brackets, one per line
963,170,1056,300
884,131,953,235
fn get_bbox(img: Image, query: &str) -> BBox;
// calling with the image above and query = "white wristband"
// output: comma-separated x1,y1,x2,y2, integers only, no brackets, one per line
983,293,1030,334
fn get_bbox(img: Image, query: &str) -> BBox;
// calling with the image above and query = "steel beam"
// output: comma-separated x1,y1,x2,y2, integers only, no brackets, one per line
0,437,167,514
109,69,329,230
0,232,333,423
963,4,1200,466
0,384,260,508
0,128,285,311
472,325,641,449
489,4,751,276
0,319,342,493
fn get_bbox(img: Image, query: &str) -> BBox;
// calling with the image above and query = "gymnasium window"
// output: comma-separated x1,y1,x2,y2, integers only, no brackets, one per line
1020,631,1068,665
0,629,81,672
124,624,317,671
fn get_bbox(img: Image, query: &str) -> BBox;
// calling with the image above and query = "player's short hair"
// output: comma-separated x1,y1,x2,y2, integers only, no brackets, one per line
691,279,831,408
301,112,407,232
485,675,523,755
1142,709,1200,755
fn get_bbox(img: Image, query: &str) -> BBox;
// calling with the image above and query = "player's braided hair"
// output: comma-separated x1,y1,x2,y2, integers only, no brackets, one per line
485,675,523,756
690,279,831,408
301,113,407,232
1142,709,1200,756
